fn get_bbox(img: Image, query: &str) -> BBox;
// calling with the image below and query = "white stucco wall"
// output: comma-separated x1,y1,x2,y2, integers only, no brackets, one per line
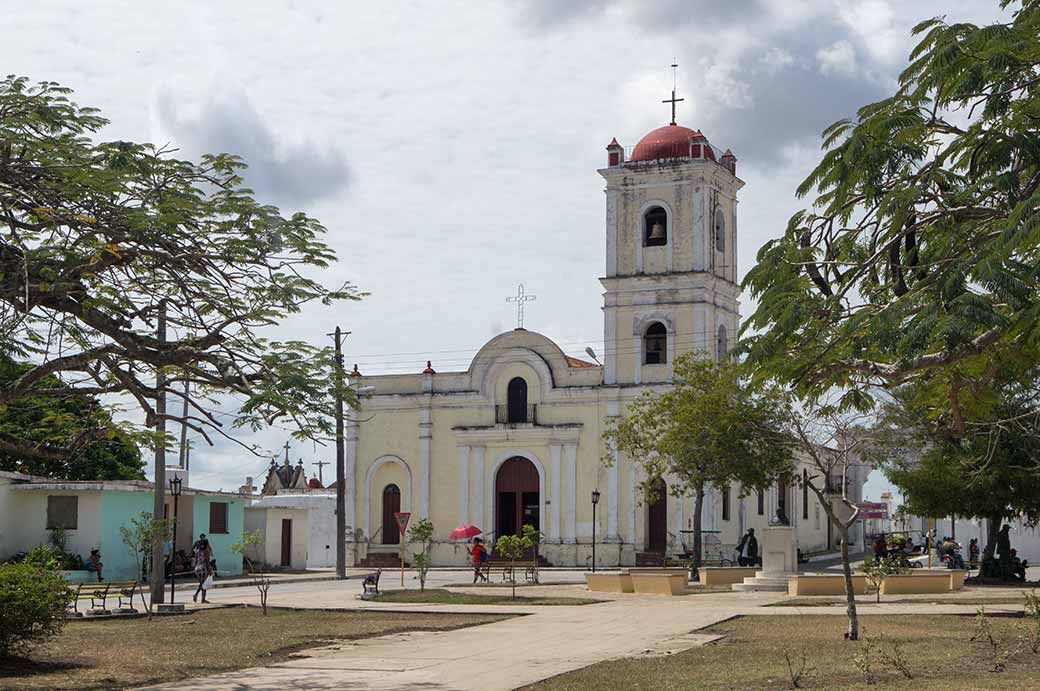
249,493,338,568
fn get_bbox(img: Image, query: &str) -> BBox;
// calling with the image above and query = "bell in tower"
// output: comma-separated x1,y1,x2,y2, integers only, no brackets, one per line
643,206,668,247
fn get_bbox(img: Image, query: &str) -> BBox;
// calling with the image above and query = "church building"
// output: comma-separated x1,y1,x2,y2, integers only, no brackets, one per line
346,111,865,568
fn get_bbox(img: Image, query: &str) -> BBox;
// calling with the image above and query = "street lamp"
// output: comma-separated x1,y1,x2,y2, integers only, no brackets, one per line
591,489,601,572
168,476,182,604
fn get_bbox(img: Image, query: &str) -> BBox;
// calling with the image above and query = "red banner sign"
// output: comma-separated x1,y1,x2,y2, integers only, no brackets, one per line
855,502,888,519
394,511,411,535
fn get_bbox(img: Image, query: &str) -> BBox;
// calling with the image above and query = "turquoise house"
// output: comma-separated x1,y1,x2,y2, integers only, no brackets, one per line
0,471,245,581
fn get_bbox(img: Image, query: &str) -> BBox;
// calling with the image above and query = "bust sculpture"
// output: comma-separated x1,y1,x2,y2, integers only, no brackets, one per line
769,506,790,526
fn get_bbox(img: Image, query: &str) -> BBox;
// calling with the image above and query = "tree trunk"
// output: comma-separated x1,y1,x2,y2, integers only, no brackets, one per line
982,515,1000,562
692,483,705,577
838,526,859,641
150,302,167,606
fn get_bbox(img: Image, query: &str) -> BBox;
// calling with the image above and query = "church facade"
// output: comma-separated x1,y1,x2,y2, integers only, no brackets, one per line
346,120,865,568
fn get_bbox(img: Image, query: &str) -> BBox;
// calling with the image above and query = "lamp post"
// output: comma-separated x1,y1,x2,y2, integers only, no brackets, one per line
591,489,601,572
168,476,182,604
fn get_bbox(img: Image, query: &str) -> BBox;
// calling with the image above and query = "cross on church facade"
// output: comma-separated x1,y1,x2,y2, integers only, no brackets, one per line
506,283,536,330
662,61,684,125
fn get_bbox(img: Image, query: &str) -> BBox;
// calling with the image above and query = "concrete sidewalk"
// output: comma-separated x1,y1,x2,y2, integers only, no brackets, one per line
138,590,783,691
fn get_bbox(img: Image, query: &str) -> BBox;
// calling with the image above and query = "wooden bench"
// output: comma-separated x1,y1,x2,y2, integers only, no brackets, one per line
787,574,868,596
699,566,758,586
362,569,382,595
486,560,538,584
585,572,634,593
630,573,687,595
69,580,141,615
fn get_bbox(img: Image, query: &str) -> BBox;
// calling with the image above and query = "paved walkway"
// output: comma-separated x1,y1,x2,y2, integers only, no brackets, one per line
137,573,1031,691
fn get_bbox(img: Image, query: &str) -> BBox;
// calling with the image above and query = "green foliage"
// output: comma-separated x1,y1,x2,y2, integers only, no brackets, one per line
741,1,1040,422
0,355,143,479
877,370,1040,529
231,529,265,574
1023,590,1040,654
0,76,363,461
861,555,910,603
22,543,82,571
408,518,435,591
605,353,795,567
0,562,74,657
119,513,172,581
494,524,539,600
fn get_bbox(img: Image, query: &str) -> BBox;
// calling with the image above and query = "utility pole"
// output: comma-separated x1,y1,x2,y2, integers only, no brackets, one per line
151,301,167,605
331,326,348,579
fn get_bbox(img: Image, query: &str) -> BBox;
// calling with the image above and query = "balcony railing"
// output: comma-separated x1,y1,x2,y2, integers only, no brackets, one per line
495,404,537,425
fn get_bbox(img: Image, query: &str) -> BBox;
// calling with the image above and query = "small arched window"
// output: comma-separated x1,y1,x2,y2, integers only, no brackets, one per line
644,322,667,365
716,325,728,360
507,377,528,423
714,207,726,253
643,206,667,247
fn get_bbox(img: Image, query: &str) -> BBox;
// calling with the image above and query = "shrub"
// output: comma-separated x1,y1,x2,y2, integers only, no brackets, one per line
0,562,73,657
21,544,83,571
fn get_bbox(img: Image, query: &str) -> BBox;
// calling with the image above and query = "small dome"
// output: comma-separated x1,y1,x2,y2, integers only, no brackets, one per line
630,124,715,162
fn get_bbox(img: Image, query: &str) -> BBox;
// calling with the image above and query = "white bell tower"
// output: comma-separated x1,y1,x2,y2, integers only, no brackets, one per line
599,104,742,386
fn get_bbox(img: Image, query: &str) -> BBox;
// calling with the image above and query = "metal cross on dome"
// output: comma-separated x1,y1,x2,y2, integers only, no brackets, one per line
662,61,684,126
506,283,536,330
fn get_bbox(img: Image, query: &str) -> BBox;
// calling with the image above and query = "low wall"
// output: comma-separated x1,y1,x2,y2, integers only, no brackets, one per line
880,572,952,595
585,572,633,593
787,574,868,596
701,566,758,586
631,573,687,595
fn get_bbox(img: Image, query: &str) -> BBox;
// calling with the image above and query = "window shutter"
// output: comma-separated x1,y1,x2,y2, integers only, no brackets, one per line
46,495,78,530
209,502,229,534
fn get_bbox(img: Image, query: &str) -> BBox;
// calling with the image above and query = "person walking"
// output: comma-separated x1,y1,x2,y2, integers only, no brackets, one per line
192,533,213,603
736,529,758,567
467,537,488,584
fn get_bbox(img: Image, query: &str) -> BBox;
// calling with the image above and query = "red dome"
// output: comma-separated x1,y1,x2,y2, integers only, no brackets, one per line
630,124,715,162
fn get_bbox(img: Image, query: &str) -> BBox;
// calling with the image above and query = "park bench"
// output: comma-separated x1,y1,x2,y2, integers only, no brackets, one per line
69,580,141,615
362,569,382,595
486,559,538,584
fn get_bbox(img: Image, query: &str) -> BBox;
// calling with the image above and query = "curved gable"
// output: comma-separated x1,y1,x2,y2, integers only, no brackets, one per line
468,330,573,397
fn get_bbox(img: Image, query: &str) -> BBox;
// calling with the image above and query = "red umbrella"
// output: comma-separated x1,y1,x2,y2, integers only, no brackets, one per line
448,524,482,541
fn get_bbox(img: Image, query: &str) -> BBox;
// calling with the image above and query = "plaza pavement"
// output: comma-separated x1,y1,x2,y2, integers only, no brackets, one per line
138,568,1034,691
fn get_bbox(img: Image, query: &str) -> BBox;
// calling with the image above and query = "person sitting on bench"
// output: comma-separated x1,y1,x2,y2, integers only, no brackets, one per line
86,549,104,581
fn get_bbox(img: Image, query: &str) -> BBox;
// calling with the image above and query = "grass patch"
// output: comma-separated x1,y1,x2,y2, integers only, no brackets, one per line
525,614,1040,690
772,596,1029,608
373,588,599,606
0,606,505,690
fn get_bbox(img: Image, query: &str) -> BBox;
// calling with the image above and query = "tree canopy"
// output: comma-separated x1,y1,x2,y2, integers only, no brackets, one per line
741,1,1040,423
605,353,794,567
0,355,143,479
0,76,361,458
877,363,1040,534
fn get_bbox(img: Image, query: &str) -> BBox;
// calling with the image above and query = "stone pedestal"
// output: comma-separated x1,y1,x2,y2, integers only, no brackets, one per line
732,525,799,592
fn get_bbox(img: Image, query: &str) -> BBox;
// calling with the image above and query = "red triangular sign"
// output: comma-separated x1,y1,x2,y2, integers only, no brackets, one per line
394,511,411,535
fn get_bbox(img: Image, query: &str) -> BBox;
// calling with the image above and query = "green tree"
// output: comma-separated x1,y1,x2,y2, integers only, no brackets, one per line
604,353,794,574
0,76,361,455
494,524,539,601
0,355,143,479
862,555,910,603
408,518,434,592
231,530,271,614
1,77,362,602
119,512,172,620
741,1,1040,425
877,369,1040,563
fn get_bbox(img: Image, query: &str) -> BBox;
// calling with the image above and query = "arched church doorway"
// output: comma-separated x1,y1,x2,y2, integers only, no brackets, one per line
646,478,667,552
495,457,539,538
381,483,401,545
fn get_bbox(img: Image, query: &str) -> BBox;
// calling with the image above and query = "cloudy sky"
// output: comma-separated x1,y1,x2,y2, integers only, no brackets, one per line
3,0,1010,493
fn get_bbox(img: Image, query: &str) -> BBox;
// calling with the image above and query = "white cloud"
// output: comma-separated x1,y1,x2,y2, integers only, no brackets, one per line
816,40,859,78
